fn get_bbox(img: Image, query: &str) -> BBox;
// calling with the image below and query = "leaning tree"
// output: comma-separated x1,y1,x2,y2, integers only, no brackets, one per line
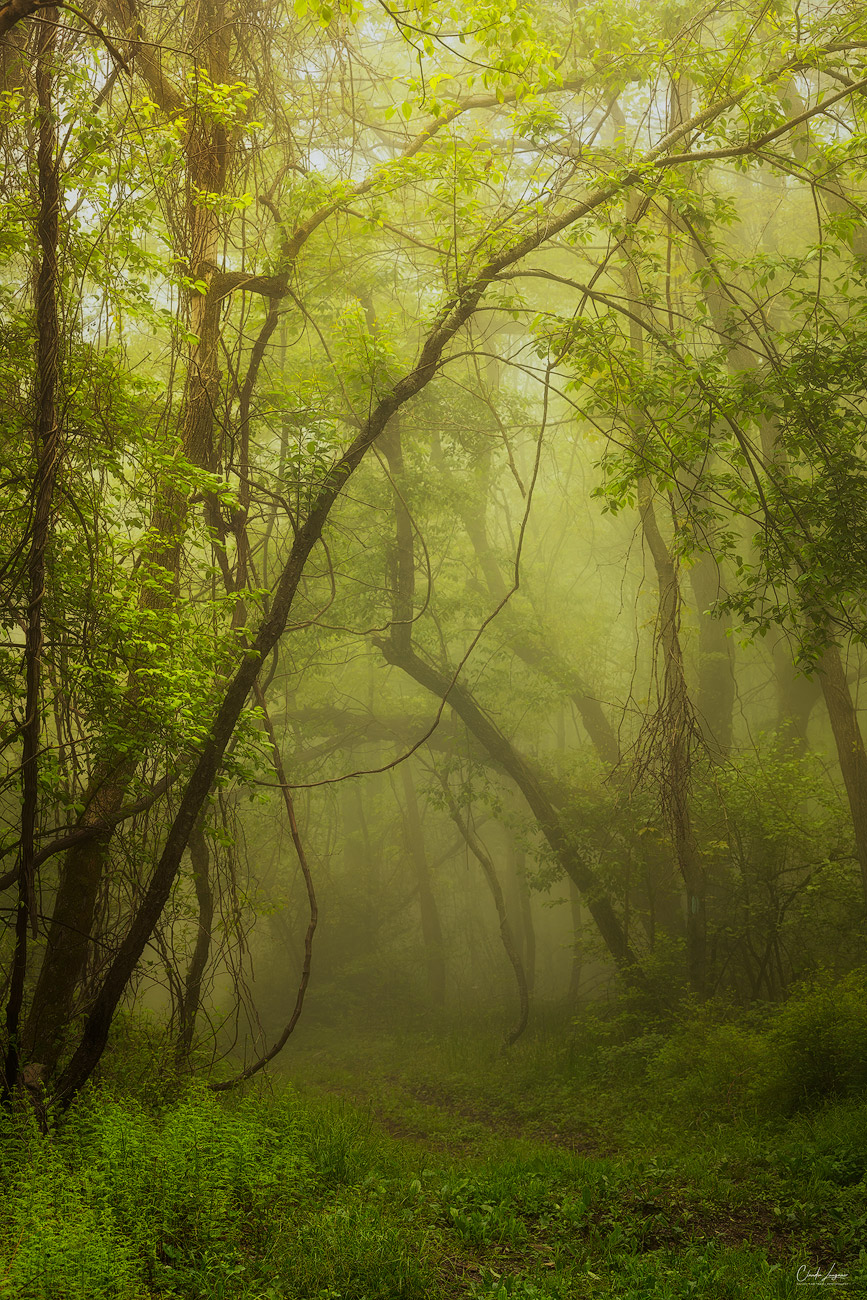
2,0,867,1104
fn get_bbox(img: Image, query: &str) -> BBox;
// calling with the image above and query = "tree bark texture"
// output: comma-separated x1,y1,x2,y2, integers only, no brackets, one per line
638,483,707,997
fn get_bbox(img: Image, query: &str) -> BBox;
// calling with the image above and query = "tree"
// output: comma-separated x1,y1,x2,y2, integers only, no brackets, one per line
3,0,867,1103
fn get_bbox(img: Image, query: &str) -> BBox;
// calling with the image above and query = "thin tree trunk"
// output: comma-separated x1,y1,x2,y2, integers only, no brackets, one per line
210,685,316,1090
688,215,821,758
26,4,232,1070
692,226,867,904
621,170,706,996
400,764,446,1006
818,645,867,906
688,553,735,758
568,882,583,1004
175,819,213,1065
381,420,448,1002
3,12,60,1097
511,844,535,999
438,776,529,1047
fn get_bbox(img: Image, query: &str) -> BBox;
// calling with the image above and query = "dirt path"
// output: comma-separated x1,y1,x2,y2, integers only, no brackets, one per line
303,1068,604,1156
398,1079,603,1154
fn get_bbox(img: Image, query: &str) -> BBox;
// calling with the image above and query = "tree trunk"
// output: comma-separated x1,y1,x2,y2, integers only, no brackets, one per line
379,418,631,975
26,0,233,1071
621,170,706,996
378,638,637,973
438,777,529,1047
694,221,867,903
510,844,535,999
568,882,583,1005
638,483,707,997
818,645,867,906
688,552,735,758
175,819,213,1066
3,10,59,1097
400,764,446,1006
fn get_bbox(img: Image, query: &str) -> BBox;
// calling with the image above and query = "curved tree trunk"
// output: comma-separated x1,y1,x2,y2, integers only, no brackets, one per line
438,776,529,1047
380,417,632,976
378,638,637,973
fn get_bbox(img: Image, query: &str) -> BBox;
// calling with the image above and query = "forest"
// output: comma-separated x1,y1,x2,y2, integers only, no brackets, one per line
1,0,867,1294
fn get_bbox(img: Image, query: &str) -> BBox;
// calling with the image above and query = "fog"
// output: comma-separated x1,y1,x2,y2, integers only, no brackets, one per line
4,1,867,1292
1,3,867,1285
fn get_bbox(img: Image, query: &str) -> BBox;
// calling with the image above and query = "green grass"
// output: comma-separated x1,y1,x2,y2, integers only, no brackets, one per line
2,994,867,1299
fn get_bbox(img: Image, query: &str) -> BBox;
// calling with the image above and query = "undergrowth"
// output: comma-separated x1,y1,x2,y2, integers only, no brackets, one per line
1,972,866,1298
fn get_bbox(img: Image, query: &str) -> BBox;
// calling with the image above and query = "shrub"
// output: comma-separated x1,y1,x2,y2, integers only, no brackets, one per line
761,969,867,1112
645,1001,769,1121
642,970,867,1122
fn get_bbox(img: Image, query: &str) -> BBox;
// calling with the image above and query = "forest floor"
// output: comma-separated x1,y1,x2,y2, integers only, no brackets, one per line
1,1005,866,1299
277,1014,867,1298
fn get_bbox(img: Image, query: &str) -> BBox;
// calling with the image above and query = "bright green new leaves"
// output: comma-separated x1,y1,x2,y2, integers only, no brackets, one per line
185,68,259,130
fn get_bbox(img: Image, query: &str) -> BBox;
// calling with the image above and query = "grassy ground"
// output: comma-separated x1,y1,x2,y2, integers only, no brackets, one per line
1,1000,866,1299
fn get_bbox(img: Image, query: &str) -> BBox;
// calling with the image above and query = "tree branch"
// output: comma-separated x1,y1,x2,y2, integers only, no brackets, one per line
0,771,178,892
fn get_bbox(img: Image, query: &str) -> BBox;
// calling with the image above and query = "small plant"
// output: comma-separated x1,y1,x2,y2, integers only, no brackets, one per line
467,1272,554,1299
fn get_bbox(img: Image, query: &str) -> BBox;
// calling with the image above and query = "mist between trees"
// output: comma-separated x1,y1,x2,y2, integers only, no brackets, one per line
1,0,867,1112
